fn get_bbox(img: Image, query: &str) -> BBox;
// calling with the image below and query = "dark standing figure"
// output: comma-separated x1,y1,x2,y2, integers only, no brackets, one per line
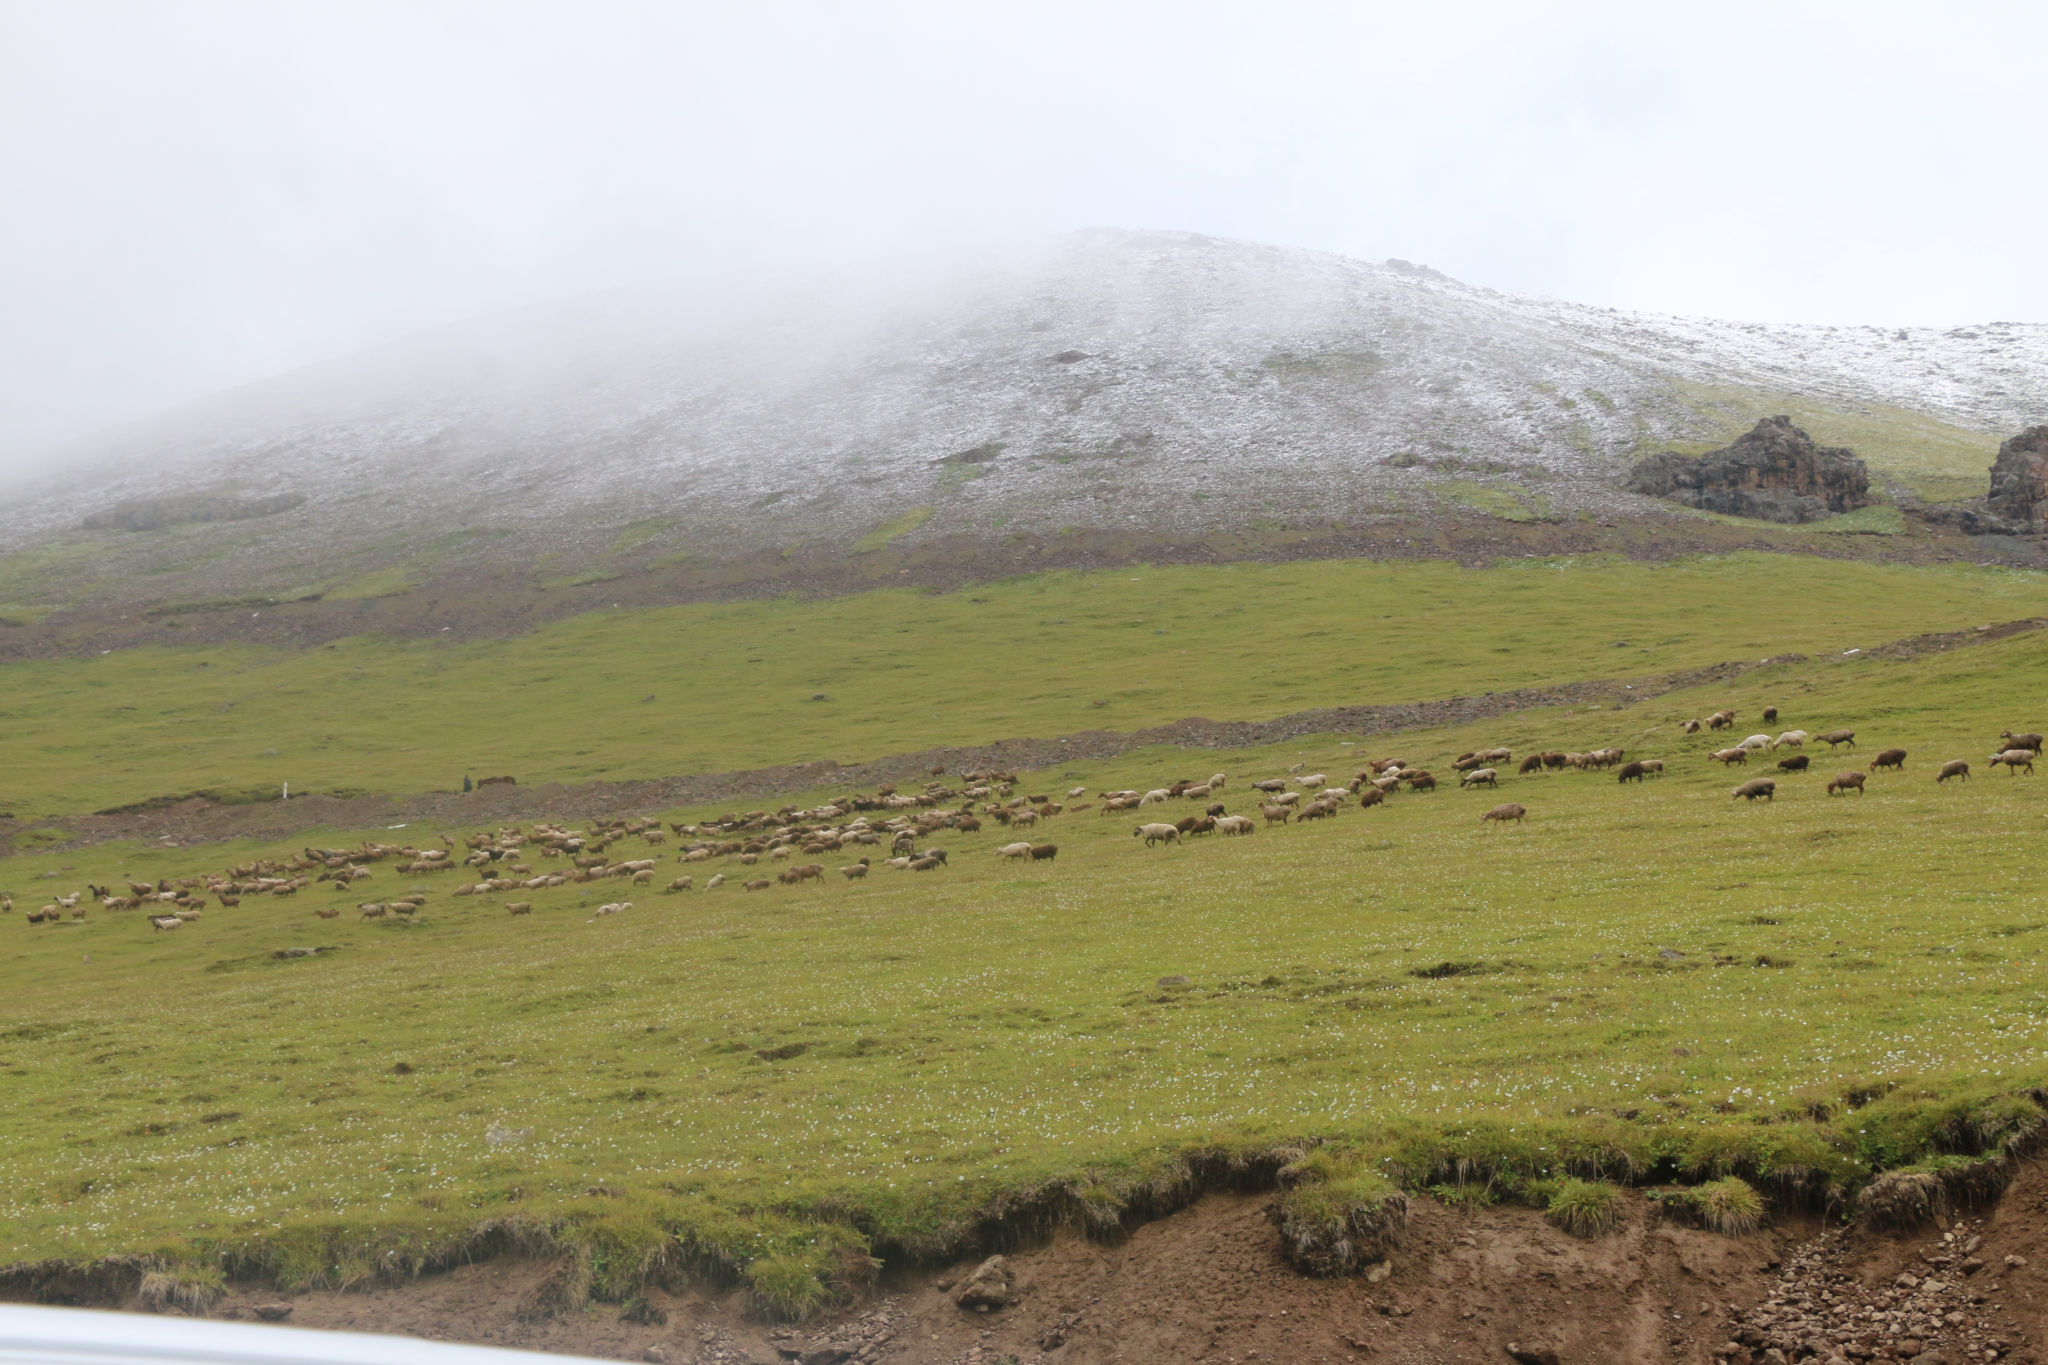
463,774,473,793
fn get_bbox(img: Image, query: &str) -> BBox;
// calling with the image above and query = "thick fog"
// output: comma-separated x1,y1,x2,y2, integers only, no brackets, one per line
1,0,2043,471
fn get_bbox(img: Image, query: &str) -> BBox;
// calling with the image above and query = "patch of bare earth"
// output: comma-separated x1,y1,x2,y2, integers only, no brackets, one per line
111,1159,2043,1362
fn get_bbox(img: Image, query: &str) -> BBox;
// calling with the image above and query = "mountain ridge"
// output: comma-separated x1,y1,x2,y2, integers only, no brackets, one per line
2,230,2043,609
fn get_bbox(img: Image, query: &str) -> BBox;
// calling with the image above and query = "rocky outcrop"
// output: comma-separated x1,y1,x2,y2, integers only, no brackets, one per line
1986,425,2048,527
1625,417,1871,524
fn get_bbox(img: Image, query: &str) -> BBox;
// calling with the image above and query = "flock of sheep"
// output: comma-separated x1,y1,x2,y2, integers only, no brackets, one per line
8,710,2042,930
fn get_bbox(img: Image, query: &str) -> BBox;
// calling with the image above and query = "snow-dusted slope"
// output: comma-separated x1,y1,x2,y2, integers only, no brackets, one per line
6,230,2045,597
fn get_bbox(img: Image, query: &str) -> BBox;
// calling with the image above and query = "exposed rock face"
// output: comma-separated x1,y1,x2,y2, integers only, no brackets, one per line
1986,425,2048,526
1625,417,1871,523
82,490,305,532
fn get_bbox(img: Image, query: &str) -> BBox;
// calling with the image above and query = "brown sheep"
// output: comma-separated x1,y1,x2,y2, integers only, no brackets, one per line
1680,718,1702,734
2000,730,2044,753
839,862,869,880
910,856,943,871
1761,706,1778,723
1205,802,1227,817
506,901,532,915
1296,803,1334,822
1871,748,1907,771
1708,710,1737,730
665,876,694,892
1480,803,1527,825
743,879,773,891
1357,786,1385,809
1029,844,1058,861
1826,772,1865,796
1816,729,1856,748
1776,754,1810,772
1616,761,1649,783
1519,754,1545,774
1732,778,1776,802
1712,748,1748,766
1541,751,1569,769
1405,772,1437,793
1990,749,2036,775
1937,759,1971,782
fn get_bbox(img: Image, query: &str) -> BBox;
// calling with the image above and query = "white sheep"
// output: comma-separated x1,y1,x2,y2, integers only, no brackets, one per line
1133,822,1181,846
996,842,1033,859
1772,730,1809,749
1459,767,1498,788
1739,734,1775,752
1139,789,1171,805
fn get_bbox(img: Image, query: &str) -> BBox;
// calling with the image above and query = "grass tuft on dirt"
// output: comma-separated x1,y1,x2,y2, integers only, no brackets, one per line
1544,1178,1623,1237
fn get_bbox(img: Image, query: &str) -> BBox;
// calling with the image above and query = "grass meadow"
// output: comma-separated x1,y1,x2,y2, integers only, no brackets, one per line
6,563,2048,1307
2,554,2047,822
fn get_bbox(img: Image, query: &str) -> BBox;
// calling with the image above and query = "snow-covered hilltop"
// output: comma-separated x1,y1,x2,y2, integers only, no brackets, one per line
5,230,2045,601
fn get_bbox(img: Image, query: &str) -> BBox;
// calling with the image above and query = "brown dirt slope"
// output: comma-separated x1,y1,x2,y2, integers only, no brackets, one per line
62,1157,2048,1363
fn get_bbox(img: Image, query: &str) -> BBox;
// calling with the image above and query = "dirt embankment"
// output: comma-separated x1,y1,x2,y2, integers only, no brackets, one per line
33,1159,2047,1364
11,614,2042,858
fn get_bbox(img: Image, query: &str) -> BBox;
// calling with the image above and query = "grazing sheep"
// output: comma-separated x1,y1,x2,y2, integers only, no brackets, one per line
742,879,773,892
1826,772,1866,795
358,904,388,919
1205,802,1227,817
1299,773,1327,788
996,842,1033,860
1406,772,1437,793
839,862,869,880
1519,754,1545,774
1772,730,1808,750
1540,751,1569,770
1134,822,1181,846
664,877,693,892
1712,748,1749,766
2001,730,2045,753
593,901,631,916
1817,729,1856,748
1991,749,2037,775
506,901,532,915
314,907,340,919
1140,789,1171,806
1739,734,1774,752
1214,815,1255,836
1251,778,1288,793
148,915,182,932
1937,760,1971,783
1776,754,1810,772
909,856,944,871
1259,804,1292,825
1208,773,1227,790
1708,710,1737,730
705,873,726,889
1680,718,1702,734
1762,707,1779,723
1480,803,1527,825
1732,778,1777,802
1295,803,1335,822
1026,844,1058,862
1459,767,1498,788
1616,760,1649,783
1871,748,1908,771
1356,786,1385,809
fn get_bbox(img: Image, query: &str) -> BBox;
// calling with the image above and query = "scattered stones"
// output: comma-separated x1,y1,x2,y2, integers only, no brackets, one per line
1718,1217,2026,1365
251,1302,293,1321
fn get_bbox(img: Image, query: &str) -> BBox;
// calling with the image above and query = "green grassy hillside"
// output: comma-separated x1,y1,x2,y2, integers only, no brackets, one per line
2,554,2045,821
6,602,2048,1308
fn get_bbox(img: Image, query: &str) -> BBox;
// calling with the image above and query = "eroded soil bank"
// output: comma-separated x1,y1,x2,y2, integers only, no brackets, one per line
22,1161,2048,1364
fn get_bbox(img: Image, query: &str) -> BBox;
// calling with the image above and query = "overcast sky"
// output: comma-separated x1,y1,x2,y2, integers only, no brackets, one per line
1,0,2042,466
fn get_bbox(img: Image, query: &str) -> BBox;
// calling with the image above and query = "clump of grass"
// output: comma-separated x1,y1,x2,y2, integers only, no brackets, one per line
745,1252,830,1321
1426,1182,1497,1210
1661,1177,1764,1235
1275,1150,1409,1275
1544,1178,1622,1237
